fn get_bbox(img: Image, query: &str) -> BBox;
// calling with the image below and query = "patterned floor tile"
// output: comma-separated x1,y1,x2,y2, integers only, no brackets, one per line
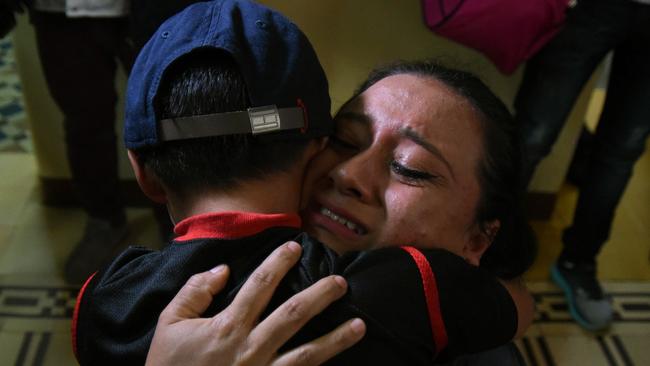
516,282,650,365
0,279,647,365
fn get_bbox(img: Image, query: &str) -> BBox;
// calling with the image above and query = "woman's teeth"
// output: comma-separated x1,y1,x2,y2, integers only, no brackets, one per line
320,207,366,235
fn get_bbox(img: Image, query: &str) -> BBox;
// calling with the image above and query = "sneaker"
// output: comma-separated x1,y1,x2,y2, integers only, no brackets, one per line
64,218,128,285
551,260,613,331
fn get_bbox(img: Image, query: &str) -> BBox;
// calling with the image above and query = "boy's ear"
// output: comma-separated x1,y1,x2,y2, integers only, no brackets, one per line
463,220,500,266
127,150,168,204
308,137,328,157
299,137,328,166
317,136,329,150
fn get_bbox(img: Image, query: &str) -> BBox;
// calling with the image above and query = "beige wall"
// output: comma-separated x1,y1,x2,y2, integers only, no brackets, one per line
14,1,597,193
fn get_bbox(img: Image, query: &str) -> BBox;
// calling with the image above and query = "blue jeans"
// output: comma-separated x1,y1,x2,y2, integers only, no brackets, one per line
515,0,650,263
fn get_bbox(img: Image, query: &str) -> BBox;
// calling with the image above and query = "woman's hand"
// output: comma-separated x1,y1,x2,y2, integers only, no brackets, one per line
146,241,366,366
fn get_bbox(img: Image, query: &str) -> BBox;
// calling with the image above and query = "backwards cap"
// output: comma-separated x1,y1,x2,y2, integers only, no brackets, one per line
124,0,332,149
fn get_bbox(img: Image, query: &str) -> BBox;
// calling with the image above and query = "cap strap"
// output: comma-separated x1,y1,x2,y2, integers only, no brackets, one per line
159,106,305,141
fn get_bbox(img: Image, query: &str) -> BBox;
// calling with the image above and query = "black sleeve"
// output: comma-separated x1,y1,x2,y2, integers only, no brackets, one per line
290,236,435,365
311,245,518,363
417,248,519,359
74,246,165,366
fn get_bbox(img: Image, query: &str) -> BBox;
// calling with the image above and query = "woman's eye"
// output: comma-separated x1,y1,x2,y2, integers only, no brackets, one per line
390,161,435,184
329,135,358,151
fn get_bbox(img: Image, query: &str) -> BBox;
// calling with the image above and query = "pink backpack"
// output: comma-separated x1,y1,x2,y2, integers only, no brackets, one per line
422,0,572,74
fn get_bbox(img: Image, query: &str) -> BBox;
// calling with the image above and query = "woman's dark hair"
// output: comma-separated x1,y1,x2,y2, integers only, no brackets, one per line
351,60,537,279
135,48,309,197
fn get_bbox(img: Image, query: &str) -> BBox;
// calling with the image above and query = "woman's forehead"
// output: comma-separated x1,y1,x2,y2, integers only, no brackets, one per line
351,76,472,116
341,74,484,181
341,75,480,137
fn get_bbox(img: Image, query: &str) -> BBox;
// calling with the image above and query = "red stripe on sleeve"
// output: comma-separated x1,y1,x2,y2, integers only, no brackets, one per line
71,271,97,362
401,246,448,354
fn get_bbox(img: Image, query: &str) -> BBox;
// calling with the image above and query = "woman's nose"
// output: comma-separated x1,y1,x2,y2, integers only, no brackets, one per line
330,151,378,203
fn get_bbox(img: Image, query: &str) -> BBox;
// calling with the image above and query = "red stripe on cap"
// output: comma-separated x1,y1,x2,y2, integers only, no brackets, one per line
174,211,301,242
297,98,309,133
72,271,97,361
401,246,448,354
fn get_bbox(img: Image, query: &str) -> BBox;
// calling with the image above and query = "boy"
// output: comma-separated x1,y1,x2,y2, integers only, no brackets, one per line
74,1,530,364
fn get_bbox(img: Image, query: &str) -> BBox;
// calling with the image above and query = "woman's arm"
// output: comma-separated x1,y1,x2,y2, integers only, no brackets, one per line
498,277,535,339
146,242,366,366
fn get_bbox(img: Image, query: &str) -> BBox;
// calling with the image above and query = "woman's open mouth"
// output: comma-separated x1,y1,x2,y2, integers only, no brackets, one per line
319,207,368,235
305,202,369,242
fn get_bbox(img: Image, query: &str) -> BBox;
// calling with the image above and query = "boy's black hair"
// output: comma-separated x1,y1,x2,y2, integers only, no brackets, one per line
134,48,310,197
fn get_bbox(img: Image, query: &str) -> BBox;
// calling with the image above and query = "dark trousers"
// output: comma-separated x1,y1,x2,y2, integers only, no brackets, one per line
515,0,650,263
31,11,135,223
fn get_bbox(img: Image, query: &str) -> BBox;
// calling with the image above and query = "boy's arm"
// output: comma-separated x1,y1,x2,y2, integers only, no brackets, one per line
74,246,168,365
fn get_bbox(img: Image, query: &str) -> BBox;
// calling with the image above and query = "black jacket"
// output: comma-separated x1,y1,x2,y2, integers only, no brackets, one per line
74,212,517,365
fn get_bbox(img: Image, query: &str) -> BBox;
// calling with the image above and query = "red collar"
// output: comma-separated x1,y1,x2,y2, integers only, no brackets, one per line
174,211,301,242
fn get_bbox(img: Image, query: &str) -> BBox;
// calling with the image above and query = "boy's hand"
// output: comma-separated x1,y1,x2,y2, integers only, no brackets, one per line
146,241,366,366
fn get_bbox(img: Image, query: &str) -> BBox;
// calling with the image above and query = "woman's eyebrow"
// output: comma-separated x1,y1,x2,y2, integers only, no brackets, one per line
335,111,371,125
399,127,456,179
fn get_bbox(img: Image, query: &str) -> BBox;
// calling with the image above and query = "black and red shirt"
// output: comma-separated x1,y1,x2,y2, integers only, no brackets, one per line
74,212,517,365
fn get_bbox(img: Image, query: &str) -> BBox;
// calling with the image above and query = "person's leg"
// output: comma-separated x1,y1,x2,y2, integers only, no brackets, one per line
514,0,627,184
566,126,595,187
563,50,650,262
32,12,133,283
33,13,126,223
553,1,650,331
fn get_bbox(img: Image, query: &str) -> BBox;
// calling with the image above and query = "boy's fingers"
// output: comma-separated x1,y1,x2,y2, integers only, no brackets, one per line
159,265,230,324
228,242,302,324
249,275,348,354
271,318,366,366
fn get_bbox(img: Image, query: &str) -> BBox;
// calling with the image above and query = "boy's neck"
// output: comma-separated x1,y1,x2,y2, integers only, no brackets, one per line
167,172,303,223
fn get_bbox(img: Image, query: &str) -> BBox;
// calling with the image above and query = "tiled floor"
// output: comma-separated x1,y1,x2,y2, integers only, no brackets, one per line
0,154,161,365
520,281,650,366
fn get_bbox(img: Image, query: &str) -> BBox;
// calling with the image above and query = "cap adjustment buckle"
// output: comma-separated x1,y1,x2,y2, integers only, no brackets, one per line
159,105,308,141
248,105,281,135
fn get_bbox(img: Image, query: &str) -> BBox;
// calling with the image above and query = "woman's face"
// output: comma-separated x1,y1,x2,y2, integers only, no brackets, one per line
302,74,493,264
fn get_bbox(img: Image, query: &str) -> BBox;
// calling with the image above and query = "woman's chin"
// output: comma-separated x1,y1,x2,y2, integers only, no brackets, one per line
302,205,372,254
325,238,371,255
307,226,371,255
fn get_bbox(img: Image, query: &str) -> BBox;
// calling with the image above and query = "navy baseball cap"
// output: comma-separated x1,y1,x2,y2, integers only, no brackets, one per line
124,0,332,149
